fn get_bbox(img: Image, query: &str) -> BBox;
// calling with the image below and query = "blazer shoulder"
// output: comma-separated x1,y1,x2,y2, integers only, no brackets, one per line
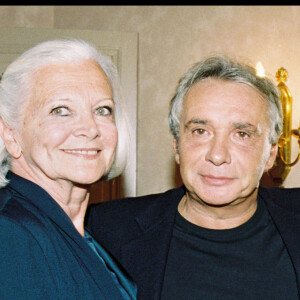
259,186,300,212
0,187,51,241
0,188,13,210
86,186,184,219
85,187,184,238
259,186,300,198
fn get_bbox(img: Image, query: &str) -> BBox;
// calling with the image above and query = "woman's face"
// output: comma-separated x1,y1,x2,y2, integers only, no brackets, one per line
12,59,118,186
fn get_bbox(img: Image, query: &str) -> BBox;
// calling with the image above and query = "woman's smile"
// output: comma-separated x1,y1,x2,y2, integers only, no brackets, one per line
62,148,101,158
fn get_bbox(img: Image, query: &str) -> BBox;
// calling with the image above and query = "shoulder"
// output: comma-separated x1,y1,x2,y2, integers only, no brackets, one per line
0,190,49,268
259,186,300,212
0,187,30,221
259,185,300,199
86,186,184,220
0,187,50,243
85,187,184,244
0,191,57,299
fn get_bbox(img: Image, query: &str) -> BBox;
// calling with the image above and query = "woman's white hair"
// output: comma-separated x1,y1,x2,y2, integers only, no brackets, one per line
0,38,129,187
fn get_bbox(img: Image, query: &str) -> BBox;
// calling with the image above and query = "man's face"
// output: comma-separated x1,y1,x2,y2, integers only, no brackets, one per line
175,79,277,206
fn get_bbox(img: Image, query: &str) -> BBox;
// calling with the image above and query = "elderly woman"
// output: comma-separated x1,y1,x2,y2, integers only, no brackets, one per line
0,39,136,299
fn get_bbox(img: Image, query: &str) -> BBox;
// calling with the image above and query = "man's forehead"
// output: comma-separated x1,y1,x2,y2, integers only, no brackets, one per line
183,79,267,103
182,80,270,121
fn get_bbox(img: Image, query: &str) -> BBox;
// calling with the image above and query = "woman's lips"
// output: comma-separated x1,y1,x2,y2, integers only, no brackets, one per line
62,149,101,159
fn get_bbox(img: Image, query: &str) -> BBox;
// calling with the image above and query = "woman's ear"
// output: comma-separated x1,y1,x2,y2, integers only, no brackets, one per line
0,118,22,159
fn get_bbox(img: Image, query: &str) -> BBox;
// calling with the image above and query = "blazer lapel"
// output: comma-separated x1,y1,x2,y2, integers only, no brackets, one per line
120,187,185,300
260,187,300,297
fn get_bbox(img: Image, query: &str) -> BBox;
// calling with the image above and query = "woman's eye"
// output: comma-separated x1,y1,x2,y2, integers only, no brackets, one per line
50,107,70,116
95,106,113,116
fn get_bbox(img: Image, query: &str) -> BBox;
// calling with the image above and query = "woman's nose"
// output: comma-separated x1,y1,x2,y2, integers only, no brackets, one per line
205,135,231,166
73,113,99,140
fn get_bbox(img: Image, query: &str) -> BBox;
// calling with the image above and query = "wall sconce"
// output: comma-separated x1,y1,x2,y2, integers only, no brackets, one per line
258,62,300,185
275,67,300,182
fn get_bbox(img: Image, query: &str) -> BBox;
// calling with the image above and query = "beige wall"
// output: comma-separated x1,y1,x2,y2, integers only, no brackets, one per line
1,6,299,195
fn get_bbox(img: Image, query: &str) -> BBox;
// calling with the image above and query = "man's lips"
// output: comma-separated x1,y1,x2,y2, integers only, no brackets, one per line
201,174,235,186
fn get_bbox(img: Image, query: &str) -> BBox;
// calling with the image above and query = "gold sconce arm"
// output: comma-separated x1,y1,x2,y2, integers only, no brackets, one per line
274,67,299,178
282,127,300,166
292,128,300,138
278,141,299,167
260,65,299,187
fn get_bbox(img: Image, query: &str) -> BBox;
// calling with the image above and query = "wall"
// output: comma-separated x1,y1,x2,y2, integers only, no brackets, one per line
1,6,299,195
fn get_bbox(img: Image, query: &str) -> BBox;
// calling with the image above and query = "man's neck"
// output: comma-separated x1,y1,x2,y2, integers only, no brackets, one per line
178,191,258,230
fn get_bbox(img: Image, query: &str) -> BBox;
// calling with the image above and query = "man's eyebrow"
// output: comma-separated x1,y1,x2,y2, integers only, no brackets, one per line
233,122,256,129
185,119,207,127
233,122,262,135
184,120,262,135
184,119,207,132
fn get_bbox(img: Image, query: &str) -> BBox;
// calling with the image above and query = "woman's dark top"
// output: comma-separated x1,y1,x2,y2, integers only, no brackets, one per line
0,171,137,299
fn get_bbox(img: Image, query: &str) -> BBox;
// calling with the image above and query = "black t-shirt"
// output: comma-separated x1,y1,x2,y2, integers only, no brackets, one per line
161,197,298,299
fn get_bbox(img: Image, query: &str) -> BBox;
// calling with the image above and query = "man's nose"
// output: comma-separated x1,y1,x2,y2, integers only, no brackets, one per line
205,135,231,166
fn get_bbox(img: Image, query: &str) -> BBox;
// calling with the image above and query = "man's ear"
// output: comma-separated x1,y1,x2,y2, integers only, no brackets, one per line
173,138,180,165
264,143,278,172
0,118,22,159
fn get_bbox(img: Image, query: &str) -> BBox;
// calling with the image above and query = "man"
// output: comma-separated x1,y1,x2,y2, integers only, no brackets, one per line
86,55,300,299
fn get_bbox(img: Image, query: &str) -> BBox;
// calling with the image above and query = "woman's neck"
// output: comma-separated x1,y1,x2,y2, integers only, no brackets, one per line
12,162,90,236
54,185,90,236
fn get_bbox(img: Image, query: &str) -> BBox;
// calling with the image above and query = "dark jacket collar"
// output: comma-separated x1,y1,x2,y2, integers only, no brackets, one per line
4,171,119,296
5,171,78,239
120,187,184,300
134,186,185,232
259,186,300,296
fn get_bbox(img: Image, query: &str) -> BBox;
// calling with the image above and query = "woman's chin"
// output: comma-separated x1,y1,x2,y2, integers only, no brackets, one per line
69,173,106,186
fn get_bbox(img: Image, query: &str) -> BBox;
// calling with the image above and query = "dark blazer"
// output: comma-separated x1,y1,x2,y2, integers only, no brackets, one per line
0,172,133,300
86,186,300,300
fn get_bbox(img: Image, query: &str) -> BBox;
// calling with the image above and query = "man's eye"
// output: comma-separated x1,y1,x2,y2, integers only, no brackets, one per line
50,107,69,116
95,106,113,116
237,131,250,138
193,128,207,135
